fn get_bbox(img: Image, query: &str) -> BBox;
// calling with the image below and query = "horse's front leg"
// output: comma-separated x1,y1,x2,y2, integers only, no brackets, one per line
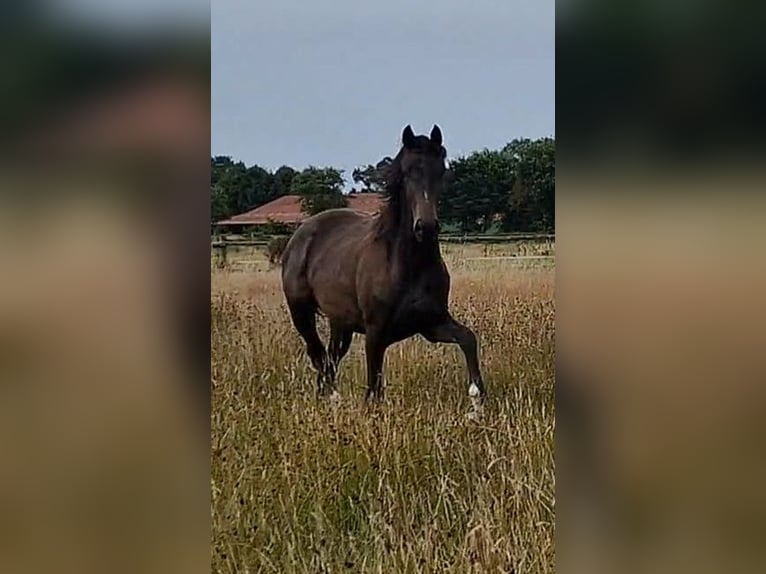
422,315,486,409
364,331,388,403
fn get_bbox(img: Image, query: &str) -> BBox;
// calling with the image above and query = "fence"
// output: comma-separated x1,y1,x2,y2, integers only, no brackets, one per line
212,233,554,268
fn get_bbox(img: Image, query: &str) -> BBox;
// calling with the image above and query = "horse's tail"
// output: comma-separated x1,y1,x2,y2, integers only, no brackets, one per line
268,235,292,267
270,249,285,267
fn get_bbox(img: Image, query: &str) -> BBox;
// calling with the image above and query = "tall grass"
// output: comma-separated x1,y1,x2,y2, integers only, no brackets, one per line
211,252,554,573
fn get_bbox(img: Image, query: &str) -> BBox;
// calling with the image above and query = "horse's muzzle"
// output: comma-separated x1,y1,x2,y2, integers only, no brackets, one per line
413,218,439,242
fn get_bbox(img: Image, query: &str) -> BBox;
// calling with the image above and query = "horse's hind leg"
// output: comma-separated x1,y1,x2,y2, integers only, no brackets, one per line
327,323,353,390
287,301,333,398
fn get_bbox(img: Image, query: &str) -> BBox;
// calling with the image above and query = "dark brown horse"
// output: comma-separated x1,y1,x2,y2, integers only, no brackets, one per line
281,125,485,409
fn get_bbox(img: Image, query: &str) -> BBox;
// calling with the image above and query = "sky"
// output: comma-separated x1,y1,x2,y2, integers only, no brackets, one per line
212,0,554,186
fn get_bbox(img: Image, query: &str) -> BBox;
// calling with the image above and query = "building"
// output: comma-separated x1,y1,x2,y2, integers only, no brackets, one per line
216,192,385,228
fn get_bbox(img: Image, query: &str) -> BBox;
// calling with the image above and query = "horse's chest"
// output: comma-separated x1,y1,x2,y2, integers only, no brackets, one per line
394,277,447,324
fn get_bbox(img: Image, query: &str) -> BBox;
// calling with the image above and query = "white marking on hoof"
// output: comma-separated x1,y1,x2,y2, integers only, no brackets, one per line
329,390,341,402
467,382,484,421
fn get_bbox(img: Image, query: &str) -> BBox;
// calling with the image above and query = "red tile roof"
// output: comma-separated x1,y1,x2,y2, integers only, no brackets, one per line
217,192,385,225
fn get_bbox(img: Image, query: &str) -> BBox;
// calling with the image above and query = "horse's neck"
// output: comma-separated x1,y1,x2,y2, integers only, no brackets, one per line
380,188,441,281
390,230,441,282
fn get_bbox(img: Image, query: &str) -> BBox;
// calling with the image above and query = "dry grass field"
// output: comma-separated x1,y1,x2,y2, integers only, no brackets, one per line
211,242,555,573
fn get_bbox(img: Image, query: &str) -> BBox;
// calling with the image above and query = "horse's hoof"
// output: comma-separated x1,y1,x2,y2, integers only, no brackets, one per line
364,395,384,412
317,389,341,403
466,405,484,422
467,391,485,421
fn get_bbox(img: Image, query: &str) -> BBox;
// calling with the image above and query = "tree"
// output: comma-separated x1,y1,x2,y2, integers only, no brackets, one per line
211,155,234,184
441,150,513,232
209,156,280,223
272,165,297,198
209,136,554,232
211,182,231,223
211,156,236,222
210,157,252,222
352,156,392,192
502,137,555,231
290,166,348,215
246,164,276,210
436,137,554,232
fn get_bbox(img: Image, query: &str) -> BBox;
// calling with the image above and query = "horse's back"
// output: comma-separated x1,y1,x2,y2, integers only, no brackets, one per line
282,209,370,270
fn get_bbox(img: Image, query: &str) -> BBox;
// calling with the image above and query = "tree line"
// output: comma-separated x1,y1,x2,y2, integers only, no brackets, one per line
211,136,554,233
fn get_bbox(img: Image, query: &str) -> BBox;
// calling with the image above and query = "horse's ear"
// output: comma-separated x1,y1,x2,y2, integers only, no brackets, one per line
402,125,416,148
430,124,443,146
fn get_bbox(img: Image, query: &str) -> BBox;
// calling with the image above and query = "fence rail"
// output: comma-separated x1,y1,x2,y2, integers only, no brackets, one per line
212,233,554,268
212,233,554,249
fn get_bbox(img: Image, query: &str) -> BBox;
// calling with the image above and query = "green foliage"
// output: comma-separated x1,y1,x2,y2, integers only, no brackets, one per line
351,157,392,192
273,165,297,197
257,221,294,236
441,149,514,232
438,220,463,235
441,137,555,233
502,138,555,232
211,137,554,232
210,157,293,223
290,166,348,215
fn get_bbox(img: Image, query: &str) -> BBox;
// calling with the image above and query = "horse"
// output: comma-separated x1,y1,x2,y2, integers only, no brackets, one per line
280,124,485,410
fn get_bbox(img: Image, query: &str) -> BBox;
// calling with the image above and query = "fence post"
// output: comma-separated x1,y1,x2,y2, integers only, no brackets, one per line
216,243,228,269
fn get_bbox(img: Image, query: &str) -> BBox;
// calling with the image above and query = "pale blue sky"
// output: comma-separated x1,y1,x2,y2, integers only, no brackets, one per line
212,0,554,185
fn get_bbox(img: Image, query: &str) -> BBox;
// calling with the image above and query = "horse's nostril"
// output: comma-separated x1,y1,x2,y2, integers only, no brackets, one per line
414,219,424,232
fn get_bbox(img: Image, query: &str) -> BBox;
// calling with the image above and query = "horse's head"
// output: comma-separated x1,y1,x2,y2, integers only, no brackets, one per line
398,124,447,242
